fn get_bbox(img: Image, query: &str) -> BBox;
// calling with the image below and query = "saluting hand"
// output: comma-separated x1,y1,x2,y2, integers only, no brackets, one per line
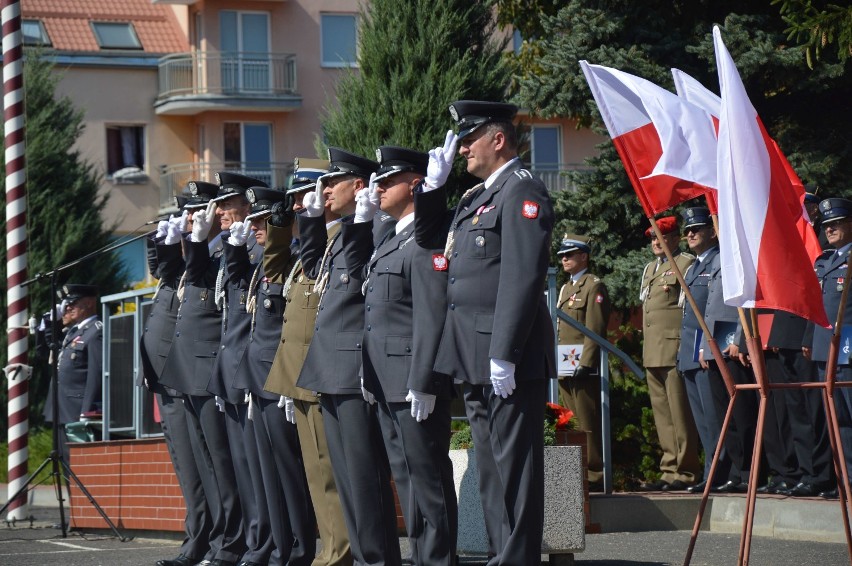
164,215,183,245
302,176,327,218
354,173,381,223
191,201,218,242
227,220,252,246
423,130,458,192
177,209,190,233
155,220,169,240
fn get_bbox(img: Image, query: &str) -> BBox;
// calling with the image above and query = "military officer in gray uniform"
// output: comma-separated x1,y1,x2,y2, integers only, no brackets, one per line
415,101,556,566
810,197,852,491
159,177,247,566
144,182,220,566
43,284,102,460
349,146,457,565
295,148,401,566
263,160,354,566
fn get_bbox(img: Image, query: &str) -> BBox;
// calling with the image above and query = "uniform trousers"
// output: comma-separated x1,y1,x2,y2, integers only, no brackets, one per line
645,366,701,484
707,359,757,483
818,363,852,477
184,394,246,563
157,391,213,561
464,379,546,566
682,367,730,483
292,399,352,566
225,402,275,564
377,400,457,566
559,375,603,483
319,393,400,566
254,396,317,566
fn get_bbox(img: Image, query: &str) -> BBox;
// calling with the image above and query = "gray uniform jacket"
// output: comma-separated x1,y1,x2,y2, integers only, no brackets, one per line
348,220,452,403
678,246,719,372
700,248,741,361
139,238,185,390
811,248,850,362
206,236,260,403
295,214,375,395
44,317,103,424
158,237,224,397
414,160,556,384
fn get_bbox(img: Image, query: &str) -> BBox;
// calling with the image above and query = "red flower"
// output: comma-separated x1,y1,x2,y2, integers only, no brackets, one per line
546,402,574,430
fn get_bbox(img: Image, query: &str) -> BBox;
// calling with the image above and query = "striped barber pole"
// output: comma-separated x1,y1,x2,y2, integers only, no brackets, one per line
3,0,29,521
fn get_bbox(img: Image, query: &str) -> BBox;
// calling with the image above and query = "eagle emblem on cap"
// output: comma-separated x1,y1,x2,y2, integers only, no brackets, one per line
686,209,695,217
820,200,830,212
326,148,332,161
375,148,383,162
189,182,198,195
214,172,221,185
293,157,300,169
62,285,70,294
449,104,459,121
246,188,256,203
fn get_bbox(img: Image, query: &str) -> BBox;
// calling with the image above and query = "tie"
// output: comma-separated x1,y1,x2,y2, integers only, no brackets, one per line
653,258,663,274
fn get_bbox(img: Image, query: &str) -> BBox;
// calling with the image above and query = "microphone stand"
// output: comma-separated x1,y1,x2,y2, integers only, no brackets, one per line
0,228,155,541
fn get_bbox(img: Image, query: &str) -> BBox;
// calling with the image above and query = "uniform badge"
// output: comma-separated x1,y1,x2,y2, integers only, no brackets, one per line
568,292,577,307
475,236,485,247
263,298,272,310
70,353,77,360
432,254,448,271
522,201,539,219
596,294,604,303
340,273,350,284
240,292,247,305
472,216,479,225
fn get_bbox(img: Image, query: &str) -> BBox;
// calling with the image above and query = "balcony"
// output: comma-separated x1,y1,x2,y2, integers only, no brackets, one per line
158,161,293,213
155,51,300,115
530,164,593,192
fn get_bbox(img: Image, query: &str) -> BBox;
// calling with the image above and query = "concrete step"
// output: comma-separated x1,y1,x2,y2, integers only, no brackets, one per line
591,492,849,543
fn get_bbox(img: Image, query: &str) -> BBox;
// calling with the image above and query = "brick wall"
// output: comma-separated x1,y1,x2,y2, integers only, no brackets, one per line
68,438,185,532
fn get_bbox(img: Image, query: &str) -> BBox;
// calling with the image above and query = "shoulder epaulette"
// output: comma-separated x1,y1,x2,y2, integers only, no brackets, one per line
514,169,533,180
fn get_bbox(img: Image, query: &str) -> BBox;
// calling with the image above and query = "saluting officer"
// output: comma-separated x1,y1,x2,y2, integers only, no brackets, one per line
637,218,701,492
415,101,556,565
144,182,220,566
351,146,457,565
556,234,610,490
296,149,401,566
263,159,353,566
44,284,102,460
809,197,852,492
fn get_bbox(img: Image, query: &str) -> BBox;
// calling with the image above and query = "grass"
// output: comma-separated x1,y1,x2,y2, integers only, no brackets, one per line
0,427,55,484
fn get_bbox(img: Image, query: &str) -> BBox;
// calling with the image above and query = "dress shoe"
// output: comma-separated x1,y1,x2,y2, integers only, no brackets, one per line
638,479,668,491
820,487,839,499
687,480,708,494
778,482,821,497
713,480,745,493
157,555,197,566
207,561,236,566
757,480,788,494
662,480,691,492
237,562,263,566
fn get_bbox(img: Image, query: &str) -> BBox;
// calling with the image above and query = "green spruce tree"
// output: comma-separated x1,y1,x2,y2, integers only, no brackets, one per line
0,53,129,431
319,0,511,196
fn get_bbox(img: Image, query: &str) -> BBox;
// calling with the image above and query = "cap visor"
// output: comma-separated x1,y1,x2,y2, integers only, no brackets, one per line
286,182,316,195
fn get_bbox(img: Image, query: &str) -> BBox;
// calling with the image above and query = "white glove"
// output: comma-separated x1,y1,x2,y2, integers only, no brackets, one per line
406,389,436,422
191,201,217,242
424,130,459,191
281,397,295,424
227,220,252,246
301,177,327,218
3,363,32,381
155,220,169,240
361,377,376,405
165,215,183,245
490,358,517,398
354,173,381,223
214,395,225,412
177,209,190,232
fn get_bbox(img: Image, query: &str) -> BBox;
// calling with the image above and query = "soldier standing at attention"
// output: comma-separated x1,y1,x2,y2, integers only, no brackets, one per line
556,235,610,492
415,100,555,566
636,217,701,492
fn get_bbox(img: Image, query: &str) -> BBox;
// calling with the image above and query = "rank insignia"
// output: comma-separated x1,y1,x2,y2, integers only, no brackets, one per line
432,254,448,271
522,201,539,219
595,294,604,303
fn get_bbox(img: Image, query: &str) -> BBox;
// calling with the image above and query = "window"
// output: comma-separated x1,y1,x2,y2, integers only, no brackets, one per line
321,14,358,67
92,22,141,50
224,122,273,185
220,11,271,91
106,125,145,178
22,20,50,46
530,125,562,171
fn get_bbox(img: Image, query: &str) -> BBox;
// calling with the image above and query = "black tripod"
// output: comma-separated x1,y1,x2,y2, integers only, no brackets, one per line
0,228,155,540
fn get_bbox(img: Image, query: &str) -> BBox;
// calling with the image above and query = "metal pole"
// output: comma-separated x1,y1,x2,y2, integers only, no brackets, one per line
3,0,29,522
599,347,612,492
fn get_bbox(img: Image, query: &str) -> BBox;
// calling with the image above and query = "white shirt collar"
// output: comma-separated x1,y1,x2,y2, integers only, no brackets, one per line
395,212,414,235
571,268,587,283
484,157,520,189
697,246,717,262
326,218,342,230
75,315,98,329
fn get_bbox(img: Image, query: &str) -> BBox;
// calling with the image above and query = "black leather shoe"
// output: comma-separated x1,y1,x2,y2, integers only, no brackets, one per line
208,560,236,566
757,480,788,494
779,482,821,497
820,487,839,499
157,555,197,566
713,480,743,493
237,562,263,566
638,479,668,491
662,480,691,492
687,480,708,494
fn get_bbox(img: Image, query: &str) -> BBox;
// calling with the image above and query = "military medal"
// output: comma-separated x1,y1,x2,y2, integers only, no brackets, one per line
663,284,670,294
568,292,577,307
838,277,844,292
475,236,485,247
472,216,479,225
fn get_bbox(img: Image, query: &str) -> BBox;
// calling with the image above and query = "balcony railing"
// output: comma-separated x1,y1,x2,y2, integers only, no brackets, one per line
156,51,297,104
530,163,593,192
158,161,293,212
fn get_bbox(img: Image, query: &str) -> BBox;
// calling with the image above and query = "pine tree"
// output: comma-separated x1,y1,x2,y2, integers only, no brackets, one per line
0,53,129,431
319,0,511,196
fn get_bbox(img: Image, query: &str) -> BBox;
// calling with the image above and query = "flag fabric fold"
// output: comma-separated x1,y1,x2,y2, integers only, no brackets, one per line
711,26,829,327
579,60,715,216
